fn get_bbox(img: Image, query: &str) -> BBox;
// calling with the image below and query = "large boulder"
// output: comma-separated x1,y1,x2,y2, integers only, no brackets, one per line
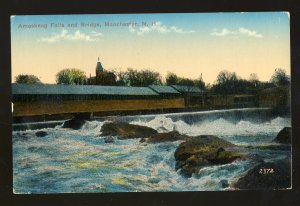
174,135,243,178
62,113,92,130
234,158,291,190
104,136,114,143
245,144,291,151
35,131,48,137
273,127,291,144
14,132,30,140
100,122,158,139
140,131,190,143
62,118,86,130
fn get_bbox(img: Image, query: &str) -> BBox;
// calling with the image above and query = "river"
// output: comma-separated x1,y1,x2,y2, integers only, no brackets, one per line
12,108,291,193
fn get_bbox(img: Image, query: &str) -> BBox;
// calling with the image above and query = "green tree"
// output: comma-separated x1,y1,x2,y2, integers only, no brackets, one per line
216,70,238,85
166,72,179,85
140,69,162,86
124,68,162,87
212,70,240,94
166,72,205,90
114,70,127,86
270,68,290,86
15,74,42,84
249,73,259,83
56,68,87,85
178,78,194,86
193,75,205,90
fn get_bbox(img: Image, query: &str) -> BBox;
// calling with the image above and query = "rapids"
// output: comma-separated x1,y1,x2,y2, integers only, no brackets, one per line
13,108,291,193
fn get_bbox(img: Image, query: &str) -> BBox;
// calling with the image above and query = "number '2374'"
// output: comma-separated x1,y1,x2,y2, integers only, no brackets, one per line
259,168,274,174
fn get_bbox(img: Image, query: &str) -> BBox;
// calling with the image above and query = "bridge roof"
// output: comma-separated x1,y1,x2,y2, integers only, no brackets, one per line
12,84,159,96
171,85,204,93
148,85,180,94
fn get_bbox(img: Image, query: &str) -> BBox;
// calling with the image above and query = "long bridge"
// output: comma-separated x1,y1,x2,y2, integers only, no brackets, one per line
12,84,288,122
11,84,191,118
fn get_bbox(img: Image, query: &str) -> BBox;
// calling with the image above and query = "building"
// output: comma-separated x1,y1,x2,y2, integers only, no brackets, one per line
96,57,104,76
171,85,206,107
88,58,106,85
148,85,181,98
207,94,257,109
258,86,290,109
12,84,185,118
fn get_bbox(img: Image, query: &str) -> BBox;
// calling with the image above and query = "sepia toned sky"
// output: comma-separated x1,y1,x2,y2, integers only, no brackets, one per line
11,12,290,84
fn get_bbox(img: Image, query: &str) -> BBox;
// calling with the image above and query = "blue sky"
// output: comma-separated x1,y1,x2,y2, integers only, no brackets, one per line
11,12,290,84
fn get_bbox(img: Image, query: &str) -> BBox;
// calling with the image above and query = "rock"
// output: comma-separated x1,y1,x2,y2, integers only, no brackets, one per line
100,122,158,139
174,135,243,178
14,132,29,140
245,144,291,151
62,117,86,130
148,177,160,184
234,158,291,190
220,180,229,188
273,127,291,144
35,131,48,137
104,136,114,143
141,131,190,143
156,126,169,133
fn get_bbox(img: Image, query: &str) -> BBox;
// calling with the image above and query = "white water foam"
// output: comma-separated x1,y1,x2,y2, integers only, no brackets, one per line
130,116,290,137
130,115,190,133
13,109,291,193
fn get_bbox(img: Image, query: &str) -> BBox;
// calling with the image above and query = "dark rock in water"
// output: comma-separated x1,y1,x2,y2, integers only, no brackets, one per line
273,127,291,144
245,144,291,151
156,126,169,133
20,132,29,138
234,158,291,190
104,136,114,143
148,177,161,184
35,131,48,137
62,117,86,130
174,135,243,178
220,179,229,188
141,131,190,143
14,132,30,140
100,122,158,139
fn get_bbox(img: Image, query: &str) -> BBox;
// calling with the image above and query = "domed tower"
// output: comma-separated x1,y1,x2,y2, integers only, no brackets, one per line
96,57,104,77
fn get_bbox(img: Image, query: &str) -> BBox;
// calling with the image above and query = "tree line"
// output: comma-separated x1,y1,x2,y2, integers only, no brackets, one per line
14,67,290,95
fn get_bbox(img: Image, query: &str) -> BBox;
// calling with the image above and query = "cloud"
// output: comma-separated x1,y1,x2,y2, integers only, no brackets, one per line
38,29,102,43
91,31,103,37
129,26,136,33
238,27,263,38
211,28,233,37
211,27,263,38
130,21,195,36
170,26,195,34
137,26,152,35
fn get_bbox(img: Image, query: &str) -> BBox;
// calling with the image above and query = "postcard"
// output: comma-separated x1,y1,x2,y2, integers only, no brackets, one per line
11,12,291,193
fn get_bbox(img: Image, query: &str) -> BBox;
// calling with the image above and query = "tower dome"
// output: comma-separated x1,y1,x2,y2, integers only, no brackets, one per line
96,57,104,77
